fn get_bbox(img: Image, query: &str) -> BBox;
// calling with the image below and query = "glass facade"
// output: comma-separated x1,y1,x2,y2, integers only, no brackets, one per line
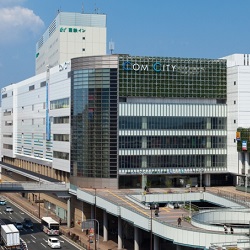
71,56,118,178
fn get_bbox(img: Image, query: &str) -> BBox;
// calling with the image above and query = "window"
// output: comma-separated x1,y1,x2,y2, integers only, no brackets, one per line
53,134,69,142
2,93,7,99
234,100,236,104
53,116,69,124
3,144,13,150
82,37,85,40
29,85,35,91
234,120,236,124
40,81,46,87
3,134,12,138
5,121,13,126
234,81,236,85
53,151,69,160
82,48,85,51
3,110,11,116
50,98,69,109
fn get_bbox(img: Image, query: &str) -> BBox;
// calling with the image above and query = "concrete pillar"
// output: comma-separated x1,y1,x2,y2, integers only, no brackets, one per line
142,174,147,190
153,234,159,250
118,216,122,250
67,198,71,228
239,152,243,174
103,210,108,242
142,117,147,129
134,226,139,250
142,137,147,149
205,155,211,167
206,117,211,130
204,174,211,187
206,136,211,148
245,152,250,174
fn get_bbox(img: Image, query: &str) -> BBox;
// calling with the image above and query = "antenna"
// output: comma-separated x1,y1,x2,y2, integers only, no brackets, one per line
94,2,99,14
81,2,84,13
109,40,115,55
57,6,61,15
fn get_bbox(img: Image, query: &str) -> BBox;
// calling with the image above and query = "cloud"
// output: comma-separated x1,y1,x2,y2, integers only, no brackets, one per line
0,6,44,44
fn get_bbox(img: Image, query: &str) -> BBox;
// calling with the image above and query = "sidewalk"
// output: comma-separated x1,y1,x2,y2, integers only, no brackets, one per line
4,193,119,250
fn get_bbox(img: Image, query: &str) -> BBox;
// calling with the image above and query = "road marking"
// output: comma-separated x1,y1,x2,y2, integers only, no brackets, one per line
162,207,171,212
60,235,85,250
41,242,47,248
31,234,36,239
107,190,149,216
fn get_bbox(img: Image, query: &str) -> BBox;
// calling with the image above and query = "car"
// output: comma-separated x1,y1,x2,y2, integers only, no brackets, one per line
0,199,6,205
5,206,13,212
48,237,61,249
23,218,33,229
14,222,23,230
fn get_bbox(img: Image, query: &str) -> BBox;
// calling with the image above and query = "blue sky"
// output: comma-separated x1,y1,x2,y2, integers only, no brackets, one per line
0,0,250,88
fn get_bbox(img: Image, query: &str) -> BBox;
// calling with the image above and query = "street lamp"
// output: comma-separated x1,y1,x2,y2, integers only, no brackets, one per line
94,188,97,250
189,188,192,218
200,168,204,192
149,203,156,250
84,219,99,250
38,171,41,218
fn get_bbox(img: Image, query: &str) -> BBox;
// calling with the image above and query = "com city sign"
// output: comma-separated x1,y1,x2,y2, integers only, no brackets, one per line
122,61,176,72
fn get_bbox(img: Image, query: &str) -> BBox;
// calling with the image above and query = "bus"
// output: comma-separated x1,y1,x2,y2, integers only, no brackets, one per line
41,217,60,235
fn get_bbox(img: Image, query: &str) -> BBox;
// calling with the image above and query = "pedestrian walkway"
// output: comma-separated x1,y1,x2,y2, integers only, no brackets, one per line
3,186,250,250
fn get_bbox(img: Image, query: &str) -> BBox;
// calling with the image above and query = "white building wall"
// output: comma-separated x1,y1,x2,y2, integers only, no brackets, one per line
36,12,107,75
222,54,250,174
1,63,71,173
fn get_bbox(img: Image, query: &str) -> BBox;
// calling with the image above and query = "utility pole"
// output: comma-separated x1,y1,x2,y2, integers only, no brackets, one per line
94,188,97,250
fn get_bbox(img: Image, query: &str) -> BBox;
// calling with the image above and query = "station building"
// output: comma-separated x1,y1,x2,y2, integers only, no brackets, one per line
1,54,229,190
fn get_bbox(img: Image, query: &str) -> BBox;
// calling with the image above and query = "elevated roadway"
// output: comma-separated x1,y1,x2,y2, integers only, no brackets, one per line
74,187,250,249
0,162,249,249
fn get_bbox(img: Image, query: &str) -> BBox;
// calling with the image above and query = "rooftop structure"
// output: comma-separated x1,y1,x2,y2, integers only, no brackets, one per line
35,12,107,75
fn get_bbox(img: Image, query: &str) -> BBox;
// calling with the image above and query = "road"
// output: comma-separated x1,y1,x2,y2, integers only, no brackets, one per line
0,197,82,250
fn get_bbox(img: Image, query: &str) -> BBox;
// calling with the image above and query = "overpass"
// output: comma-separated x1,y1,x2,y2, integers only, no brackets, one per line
0,181,69,193
0,162,249,250
0,163,69,196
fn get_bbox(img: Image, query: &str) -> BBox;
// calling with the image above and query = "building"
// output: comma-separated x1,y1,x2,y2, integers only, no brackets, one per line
35,12,107,75
1,54,229,190
1,62,71,182
70,55,228,189
222,54,250,186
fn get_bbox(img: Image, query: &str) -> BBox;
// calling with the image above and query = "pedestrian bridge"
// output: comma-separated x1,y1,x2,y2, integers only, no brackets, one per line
0,181,69,193
74,188,250,250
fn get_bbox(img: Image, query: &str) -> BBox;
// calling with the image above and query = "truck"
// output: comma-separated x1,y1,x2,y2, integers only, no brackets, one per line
1,224,20,248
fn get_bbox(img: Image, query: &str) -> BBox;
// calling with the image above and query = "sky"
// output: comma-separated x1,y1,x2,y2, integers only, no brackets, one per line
0,0,250,89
